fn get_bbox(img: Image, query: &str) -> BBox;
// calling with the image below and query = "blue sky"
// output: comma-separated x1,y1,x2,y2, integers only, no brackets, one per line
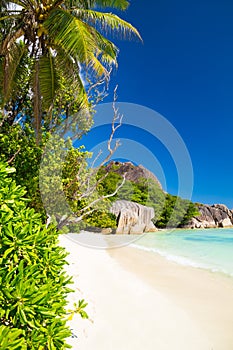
82,0,233,208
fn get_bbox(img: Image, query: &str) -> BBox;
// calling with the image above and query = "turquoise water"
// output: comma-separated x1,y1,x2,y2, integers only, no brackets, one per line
133,228,233,277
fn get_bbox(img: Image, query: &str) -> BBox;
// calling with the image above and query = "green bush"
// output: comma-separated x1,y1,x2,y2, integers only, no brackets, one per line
0,123,46,215
85,210,117,229
0,162,73,349
155,194,200,228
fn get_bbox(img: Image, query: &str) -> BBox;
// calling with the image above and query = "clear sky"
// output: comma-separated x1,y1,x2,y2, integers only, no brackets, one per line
81,0,233,208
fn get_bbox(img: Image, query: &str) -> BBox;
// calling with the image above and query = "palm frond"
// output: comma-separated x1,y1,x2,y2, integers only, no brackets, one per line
72,72,90,109
9,0,35,8
45,8,114,77
1,42,28,103
64,0,129,10
88,52,107,76
44,9,97,63
0,13,21,21
1,28,24,55
63,0,90,9
92,0,129,10
72,9,142,40
38,49,60,110
55,47,90,109
87,26,119,66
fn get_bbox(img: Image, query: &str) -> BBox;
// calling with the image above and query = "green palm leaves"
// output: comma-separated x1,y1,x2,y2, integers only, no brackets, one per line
0,0,141,137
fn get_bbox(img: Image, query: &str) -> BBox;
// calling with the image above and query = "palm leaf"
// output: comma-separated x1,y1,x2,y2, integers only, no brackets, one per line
91,0,130,10
63,0,90,8
0,28,24,55
55,48,90,109
0,13,21,21
10,0,36,8
72,9,142,40
38,49,60,110
44,8,113,77
1,42,28,103
44,9,97,64
88,52,108,76
63,0,129,10
85,25,119,66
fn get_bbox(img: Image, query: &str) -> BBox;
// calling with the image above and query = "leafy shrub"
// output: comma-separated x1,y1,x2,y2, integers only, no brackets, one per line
0,162,73,349
0,123,46,215
85,210,117,229
155,194,200,228
0,325,27,350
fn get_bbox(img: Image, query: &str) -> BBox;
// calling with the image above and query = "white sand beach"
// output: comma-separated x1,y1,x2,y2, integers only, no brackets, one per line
59,233,233,350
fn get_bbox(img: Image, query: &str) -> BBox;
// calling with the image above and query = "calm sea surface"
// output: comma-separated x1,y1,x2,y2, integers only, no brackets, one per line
133,228,233,277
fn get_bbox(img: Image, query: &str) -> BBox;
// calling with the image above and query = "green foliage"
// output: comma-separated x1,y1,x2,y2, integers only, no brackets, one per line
0,161,82,348
40,135,94,225
180,201,200,226
155,194,199,228
62,145,91,207
0,123,99,229
0,325,27,350
0,121,114,230
0,123,46,215
67,300,89,321
97,169,122,197
85,210,117,228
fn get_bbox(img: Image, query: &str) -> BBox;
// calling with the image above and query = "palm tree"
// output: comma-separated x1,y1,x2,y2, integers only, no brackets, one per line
0,0,141,138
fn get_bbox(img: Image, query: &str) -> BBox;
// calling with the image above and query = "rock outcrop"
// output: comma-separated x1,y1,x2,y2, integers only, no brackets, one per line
185,204,233,229
110,200,157,234
104,161,162,189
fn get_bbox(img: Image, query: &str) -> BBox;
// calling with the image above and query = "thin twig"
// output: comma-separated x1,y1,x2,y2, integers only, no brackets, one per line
7,148,21,164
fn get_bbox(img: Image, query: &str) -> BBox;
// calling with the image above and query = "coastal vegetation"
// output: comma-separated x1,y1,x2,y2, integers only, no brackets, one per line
0,162,73,348
0,0,141,347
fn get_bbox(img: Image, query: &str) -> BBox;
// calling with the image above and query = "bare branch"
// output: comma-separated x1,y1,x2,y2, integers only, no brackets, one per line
57,173,126,229
87,68,112,106
78,173,126,214
57,86,125,229
67,86,123,202
7,147,21,164
79,149,103,192
77,171,109,200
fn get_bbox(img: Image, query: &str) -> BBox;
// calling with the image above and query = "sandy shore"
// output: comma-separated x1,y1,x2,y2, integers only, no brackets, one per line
59,233,233,350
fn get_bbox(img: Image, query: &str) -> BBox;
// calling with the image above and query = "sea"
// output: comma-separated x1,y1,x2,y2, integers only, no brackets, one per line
132,228,233,278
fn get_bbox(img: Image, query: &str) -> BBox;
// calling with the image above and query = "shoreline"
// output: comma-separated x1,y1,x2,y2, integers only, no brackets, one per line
109,244,233,349
60,233,233,350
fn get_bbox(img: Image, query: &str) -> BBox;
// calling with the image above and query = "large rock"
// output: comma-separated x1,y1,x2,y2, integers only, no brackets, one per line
184,203,233,229
104,161,162,189
110,200,157,234
219,217,232,228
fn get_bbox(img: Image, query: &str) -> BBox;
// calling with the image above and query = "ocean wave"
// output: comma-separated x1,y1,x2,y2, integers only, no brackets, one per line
131,243,233,278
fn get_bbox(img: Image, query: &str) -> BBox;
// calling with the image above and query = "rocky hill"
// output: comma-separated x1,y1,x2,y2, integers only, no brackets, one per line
100,161,233,231
104,161,163,189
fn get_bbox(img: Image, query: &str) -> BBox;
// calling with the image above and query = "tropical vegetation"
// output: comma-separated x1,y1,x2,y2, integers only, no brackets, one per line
0,0,141,139
0,161,77,349
0,0,141,347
